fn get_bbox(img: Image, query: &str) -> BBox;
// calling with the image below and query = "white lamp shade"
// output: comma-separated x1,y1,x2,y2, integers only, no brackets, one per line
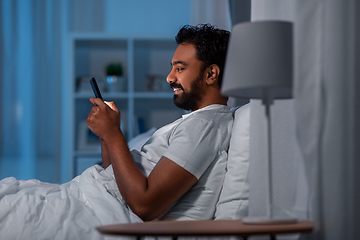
221,21,293,100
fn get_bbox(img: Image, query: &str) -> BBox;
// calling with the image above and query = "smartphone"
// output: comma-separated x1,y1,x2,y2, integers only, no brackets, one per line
90,77,103,100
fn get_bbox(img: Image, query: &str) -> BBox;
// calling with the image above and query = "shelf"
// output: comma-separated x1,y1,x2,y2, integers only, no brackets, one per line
75,92,130,99
74,92,174,99
133,92,174,98
62,33,180,182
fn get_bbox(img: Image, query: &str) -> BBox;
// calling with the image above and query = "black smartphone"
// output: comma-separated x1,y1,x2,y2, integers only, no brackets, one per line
90,77,103,100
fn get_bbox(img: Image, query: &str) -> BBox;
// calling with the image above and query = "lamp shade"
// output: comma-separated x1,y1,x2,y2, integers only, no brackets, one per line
221,21,293,100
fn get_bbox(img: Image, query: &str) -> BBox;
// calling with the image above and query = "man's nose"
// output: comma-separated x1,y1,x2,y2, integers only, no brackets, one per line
166,69,175,84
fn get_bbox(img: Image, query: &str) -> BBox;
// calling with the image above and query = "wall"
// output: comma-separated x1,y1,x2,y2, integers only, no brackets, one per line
105,0,190,35
69,0,191,34
0,0,191,183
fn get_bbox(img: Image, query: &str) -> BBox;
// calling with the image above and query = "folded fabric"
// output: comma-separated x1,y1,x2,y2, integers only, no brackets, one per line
0,165,141,240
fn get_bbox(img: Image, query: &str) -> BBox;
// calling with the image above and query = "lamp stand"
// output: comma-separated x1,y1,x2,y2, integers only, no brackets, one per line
243,95,297,225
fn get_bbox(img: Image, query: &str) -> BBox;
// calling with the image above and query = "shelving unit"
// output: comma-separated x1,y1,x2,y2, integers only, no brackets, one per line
61,33,183,182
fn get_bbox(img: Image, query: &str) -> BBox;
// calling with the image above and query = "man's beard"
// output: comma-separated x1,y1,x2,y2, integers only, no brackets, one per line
170,72,205,111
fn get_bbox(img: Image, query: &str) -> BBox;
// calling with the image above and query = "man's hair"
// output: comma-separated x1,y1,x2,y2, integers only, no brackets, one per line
175,24,230,86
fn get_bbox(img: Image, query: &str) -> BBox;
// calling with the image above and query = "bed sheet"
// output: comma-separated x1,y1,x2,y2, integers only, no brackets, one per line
0,165,141,240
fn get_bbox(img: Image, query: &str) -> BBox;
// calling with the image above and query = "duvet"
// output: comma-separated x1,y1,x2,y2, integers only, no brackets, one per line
0,165,141,240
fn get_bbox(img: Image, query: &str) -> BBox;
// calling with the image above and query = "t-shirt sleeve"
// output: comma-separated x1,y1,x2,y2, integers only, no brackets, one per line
163,118,220,179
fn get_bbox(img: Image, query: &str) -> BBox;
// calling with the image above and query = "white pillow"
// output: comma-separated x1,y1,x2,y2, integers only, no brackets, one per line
127,127,157,151
105,128,157,175
215,103,250,219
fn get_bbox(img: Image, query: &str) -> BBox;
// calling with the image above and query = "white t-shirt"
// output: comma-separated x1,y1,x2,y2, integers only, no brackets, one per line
132,104,233,220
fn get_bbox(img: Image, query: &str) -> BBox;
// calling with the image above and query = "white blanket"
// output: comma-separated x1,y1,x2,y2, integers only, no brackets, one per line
0,165,142,240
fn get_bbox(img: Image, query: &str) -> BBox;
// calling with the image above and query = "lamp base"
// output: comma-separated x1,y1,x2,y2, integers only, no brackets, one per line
242,217,298,225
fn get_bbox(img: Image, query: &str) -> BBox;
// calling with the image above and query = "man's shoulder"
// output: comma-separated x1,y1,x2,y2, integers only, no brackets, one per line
186,104,232,122
177,105,233,132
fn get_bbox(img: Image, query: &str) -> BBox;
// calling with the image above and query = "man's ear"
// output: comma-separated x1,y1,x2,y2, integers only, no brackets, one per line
205,64,220,86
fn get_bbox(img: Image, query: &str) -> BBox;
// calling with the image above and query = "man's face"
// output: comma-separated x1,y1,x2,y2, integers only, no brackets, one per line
167,43,206,111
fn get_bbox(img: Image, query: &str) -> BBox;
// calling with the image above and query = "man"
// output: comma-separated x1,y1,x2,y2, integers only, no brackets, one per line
0,24,233,240
86,24,232,221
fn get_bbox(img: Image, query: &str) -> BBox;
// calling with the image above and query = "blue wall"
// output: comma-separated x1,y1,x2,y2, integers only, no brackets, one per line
105,0,191,34
0,0,191,183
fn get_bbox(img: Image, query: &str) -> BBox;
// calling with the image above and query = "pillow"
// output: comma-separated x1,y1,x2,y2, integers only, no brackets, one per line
215,103,250,219
105,128,157,175
127,127,157,151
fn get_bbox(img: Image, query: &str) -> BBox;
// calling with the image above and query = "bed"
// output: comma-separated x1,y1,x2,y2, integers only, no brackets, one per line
0,104,250,240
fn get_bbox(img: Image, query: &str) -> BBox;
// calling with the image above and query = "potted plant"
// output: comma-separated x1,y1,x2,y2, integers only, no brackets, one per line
106,62,126,92
106,63,123,76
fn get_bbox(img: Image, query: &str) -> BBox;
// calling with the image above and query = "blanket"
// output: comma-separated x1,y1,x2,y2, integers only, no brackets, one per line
0,165,141,240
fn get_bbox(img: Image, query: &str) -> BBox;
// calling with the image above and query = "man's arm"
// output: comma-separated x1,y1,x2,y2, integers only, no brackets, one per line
87,98,197,221
105,132,197,221
100,139,111,168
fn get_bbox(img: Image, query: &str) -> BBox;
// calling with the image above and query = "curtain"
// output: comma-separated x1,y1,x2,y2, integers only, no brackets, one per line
0,0,65,181
191,0,232,31
315,0,360,238
0,0,107,182
249,0,360,239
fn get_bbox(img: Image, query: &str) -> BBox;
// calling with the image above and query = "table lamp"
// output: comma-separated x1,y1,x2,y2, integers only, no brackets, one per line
221,21,295,224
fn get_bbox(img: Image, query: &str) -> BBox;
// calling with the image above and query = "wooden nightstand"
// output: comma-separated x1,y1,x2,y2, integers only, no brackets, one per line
97,219,314,240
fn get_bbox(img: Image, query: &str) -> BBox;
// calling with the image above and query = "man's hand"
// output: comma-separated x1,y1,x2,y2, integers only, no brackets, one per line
86,97,121,141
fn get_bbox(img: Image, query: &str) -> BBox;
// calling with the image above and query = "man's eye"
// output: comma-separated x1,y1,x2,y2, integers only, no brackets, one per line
177,68,184,72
